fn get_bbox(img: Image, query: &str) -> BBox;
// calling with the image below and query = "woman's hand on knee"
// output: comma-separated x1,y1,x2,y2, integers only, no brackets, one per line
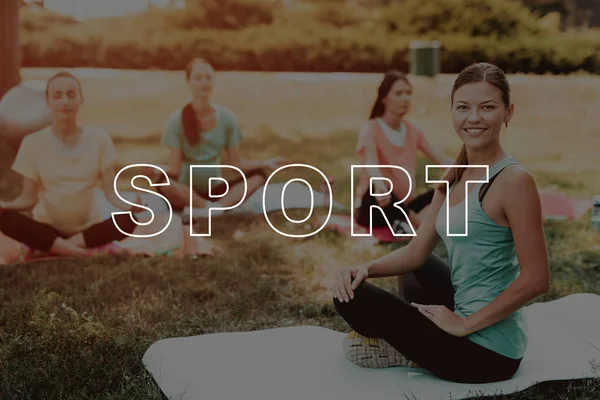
331,264,369,303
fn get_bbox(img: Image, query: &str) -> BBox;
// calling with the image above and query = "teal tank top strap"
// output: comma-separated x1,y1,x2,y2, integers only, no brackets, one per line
476,156,520,201
488,156,520,181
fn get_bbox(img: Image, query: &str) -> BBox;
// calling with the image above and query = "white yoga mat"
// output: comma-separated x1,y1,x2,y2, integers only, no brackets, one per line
143,293,600,400
245,182,345,214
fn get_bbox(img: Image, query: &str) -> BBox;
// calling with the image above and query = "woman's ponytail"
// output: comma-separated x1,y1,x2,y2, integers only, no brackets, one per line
437,144,468,192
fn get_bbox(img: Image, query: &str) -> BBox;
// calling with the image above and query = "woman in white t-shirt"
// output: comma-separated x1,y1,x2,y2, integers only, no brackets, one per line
0,71,143,257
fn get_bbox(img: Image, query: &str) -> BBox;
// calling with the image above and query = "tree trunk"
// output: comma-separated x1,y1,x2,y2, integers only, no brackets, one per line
0,0,22,199
0,0,21,100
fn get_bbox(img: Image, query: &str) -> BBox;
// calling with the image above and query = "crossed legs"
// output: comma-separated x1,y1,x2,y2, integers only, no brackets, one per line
333,254,522,383
158,170,267,211
0,211,137,256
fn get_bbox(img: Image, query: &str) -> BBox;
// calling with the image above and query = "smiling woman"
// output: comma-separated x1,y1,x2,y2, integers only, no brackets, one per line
331,62,550,384
443,64,514,193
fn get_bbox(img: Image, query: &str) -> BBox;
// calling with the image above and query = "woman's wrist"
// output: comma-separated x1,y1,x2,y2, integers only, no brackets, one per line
461,315,476,336
365,261,377,277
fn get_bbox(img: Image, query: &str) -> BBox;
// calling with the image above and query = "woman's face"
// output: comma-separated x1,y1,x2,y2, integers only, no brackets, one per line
382,79,412,116
187,61,215,99
451,81,513,150
46,76,83,121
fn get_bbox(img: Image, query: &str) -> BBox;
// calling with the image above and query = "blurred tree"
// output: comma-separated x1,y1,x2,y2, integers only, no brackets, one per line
522,0,568,16
566,0,600,28
184,0,277,29
523,0,600,28
0,0,22,197
1,0,21,100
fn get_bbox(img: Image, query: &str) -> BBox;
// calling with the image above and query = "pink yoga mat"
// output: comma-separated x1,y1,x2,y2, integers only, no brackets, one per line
0,213,215,266
313,189,593,244
538,189,592,220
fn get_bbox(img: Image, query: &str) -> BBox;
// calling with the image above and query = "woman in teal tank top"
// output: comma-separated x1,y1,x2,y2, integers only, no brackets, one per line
331,62,550,383
146,57,287,220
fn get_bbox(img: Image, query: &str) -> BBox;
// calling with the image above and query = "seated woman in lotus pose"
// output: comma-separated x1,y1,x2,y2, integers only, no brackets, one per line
0,71,143,257
355,70,453,234
332,62,550,384
146,57,287,220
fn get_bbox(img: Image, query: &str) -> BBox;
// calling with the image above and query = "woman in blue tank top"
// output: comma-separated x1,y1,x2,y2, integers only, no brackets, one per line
331,62,550,383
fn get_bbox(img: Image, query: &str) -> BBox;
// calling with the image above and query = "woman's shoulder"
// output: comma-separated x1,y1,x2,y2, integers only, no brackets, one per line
166,107,184,121
25,125,52,140
496,162,538,199
81,125,108,137
213,103,238,123
161,108,184,134
403,118,425,134
361,118,380,134
18,126,53,151
80,125,116,146
356,119,377,143
500,162,533,183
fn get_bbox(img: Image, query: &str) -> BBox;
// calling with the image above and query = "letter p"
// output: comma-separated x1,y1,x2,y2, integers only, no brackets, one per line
189,165,248,237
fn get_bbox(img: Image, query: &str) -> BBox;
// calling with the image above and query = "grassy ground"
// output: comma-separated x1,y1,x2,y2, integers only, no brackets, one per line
1,69,599,399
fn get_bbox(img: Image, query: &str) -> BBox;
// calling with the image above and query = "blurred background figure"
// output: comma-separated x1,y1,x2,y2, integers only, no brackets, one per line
355,70,453,234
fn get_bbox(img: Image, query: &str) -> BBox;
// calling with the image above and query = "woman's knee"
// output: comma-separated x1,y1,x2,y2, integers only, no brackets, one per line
332,282,387,338
0,209,17,226
157,181,189,210
0,210,25,236
247,173,267,192
332,280,370,315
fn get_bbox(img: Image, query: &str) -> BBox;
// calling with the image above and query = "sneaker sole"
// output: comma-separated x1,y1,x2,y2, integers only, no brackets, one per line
343,331,418,369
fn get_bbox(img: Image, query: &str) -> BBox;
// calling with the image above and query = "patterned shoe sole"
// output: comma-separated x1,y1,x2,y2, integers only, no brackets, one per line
343,331,418,369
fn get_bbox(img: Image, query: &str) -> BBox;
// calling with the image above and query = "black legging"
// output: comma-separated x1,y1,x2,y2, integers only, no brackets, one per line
333,254,522,383
356,189,434,228
0,210,137,252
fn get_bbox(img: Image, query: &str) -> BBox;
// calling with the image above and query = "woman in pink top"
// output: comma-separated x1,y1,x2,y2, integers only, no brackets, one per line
0,71,143,257
356,70,453,232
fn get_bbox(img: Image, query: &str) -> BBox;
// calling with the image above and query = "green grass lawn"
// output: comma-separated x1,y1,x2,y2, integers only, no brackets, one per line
0,69,599,399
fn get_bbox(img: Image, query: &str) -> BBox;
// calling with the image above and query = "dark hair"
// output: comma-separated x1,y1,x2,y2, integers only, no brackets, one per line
369,70,411,119
45,70,83,100
185,57,210,81
182,57,213,146
439,62,511,191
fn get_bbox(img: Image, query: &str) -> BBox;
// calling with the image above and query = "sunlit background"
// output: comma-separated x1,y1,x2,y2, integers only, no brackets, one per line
31,0,185,19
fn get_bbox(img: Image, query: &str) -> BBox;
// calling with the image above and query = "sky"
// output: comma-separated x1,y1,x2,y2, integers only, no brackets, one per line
43,0,184,20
